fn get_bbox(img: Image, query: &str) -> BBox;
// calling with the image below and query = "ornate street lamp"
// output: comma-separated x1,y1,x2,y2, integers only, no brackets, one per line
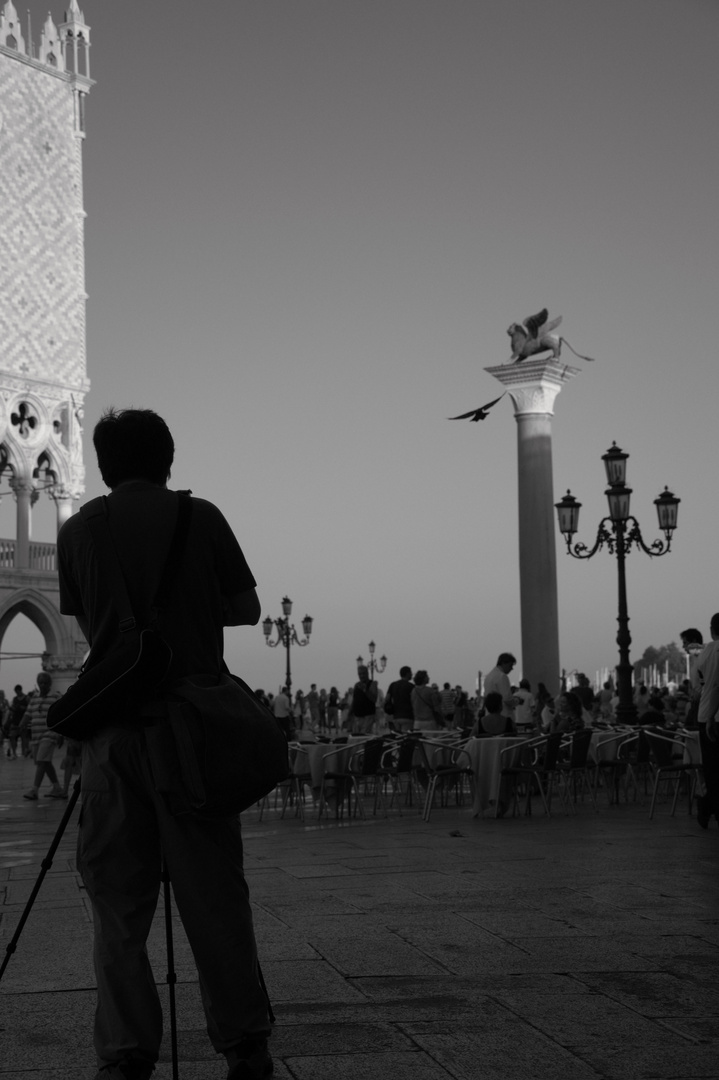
356,640,387,681
555,443,680,725
262,595,313,698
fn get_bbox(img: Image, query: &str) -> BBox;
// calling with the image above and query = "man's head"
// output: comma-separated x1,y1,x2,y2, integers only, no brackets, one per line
680,627,703,648
399,666,412,680
14,684,22,694
497,652,516,673
94,408,175,489
36,672,52,696
357,665,369,682
711,614,719,640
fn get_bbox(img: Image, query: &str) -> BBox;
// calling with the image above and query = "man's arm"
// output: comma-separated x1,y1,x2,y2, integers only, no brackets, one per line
223,588,261,627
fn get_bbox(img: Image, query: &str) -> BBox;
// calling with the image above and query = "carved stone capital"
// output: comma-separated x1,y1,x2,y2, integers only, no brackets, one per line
484,358,581,417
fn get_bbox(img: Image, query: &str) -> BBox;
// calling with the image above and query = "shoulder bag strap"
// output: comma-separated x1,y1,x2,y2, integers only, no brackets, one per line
80,491,194,633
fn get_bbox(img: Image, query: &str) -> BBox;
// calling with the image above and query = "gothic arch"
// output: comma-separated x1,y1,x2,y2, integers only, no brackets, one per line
0,587,68,656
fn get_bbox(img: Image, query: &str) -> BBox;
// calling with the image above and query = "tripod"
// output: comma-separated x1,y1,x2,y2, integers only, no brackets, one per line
0,779,181,1080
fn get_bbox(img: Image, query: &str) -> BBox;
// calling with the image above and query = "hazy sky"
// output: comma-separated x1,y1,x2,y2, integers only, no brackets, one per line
4,0,719,697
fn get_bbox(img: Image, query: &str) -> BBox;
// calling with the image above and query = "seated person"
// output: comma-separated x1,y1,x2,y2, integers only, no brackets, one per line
473,691,509,735
550,691,585,734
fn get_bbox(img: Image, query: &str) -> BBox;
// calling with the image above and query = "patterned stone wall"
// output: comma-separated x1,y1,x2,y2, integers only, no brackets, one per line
0,48,87,389
0,44,88,495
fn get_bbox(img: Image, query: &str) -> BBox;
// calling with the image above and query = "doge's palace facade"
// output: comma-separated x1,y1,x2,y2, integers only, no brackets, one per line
0,1,92,688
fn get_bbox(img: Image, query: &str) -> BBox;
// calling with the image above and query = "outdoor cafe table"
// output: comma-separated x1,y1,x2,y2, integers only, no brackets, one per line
295,737,369,788
464,735,529,816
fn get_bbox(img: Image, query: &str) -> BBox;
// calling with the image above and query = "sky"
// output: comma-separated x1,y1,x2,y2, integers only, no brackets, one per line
3,0,719,698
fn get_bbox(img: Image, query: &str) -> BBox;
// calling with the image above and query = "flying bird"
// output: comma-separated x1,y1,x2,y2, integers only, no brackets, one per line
507,308,595,363
448,393,505,422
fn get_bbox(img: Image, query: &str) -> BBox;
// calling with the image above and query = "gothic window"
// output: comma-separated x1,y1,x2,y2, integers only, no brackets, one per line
5,33,17,49
46,51,57,67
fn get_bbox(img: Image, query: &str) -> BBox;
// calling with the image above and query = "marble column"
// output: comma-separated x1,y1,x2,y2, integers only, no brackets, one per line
485,358,579,695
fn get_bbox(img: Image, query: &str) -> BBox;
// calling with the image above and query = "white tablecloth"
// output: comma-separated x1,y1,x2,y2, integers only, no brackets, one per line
465,736,528,814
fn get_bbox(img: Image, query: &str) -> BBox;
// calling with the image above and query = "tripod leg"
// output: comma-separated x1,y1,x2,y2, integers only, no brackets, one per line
0,778,81,983
161,858,179,1080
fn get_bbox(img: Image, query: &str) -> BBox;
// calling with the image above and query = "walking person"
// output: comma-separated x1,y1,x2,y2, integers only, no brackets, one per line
22,672,63,800
57,408,273,1080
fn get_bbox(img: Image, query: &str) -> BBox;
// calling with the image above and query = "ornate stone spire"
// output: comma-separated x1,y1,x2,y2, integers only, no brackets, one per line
0,2,26,54
39,13,61,69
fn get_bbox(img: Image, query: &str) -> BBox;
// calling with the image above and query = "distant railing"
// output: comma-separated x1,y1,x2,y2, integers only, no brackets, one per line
0,539,57,571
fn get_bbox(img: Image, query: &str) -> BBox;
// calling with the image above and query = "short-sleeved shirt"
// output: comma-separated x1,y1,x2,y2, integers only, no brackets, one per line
386,678,414,721
484,666,514,719
57,482,256,679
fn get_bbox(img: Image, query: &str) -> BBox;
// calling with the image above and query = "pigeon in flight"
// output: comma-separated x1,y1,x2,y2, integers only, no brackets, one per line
448,393,505,422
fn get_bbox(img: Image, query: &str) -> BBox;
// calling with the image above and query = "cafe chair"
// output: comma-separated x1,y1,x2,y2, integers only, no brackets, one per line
381,735,423,813
418,739,475,822
496,732,563,818
349,737,394,817
555,729,598,813
317,741,373,821
644,728,702,819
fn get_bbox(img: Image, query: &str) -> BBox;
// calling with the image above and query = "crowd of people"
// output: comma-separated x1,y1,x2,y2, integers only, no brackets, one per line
254,653,700,744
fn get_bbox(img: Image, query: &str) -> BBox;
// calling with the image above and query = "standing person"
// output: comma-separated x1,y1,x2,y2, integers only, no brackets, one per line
439,683,456,727
57,408,272,1080
306,684,320,729
8,684,29,757
514,679,536,732
680,628,705,729
350,665,378,734
22,672,63,799
318,688,327,732
483,653,519,724
695,613,719,829
411,671,443,732
272,685,292,740
384,666,414,733
326,687,340,733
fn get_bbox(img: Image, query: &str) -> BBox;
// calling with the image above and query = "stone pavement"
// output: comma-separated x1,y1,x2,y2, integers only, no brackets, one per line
1,752,718,1080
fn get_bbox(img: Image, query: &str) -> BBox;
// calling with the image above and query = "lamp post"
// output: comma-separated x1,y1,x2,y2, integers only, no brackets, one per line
262,596,313,699
356,641,387,681
555,443,680,726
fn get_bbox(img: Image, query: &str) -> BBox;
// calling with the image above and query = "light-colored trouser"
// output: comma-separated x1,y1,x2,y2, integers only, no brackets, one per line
77,725,270,1069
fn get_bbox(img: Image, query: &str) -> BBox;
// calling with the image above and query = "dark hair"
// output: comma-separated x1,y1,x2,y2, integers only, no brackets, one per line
680,628,703,645
710,613,719,636
559,691,583,719
93,408,175,489
414,670,429,686
399,666,412,678
497,652,516,667
519,678,530,690
484,691,503,714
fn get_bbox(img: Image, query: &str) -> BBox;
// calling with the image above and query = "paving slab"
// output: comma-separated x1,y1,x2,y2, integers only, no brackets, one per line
1,753,718,1080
